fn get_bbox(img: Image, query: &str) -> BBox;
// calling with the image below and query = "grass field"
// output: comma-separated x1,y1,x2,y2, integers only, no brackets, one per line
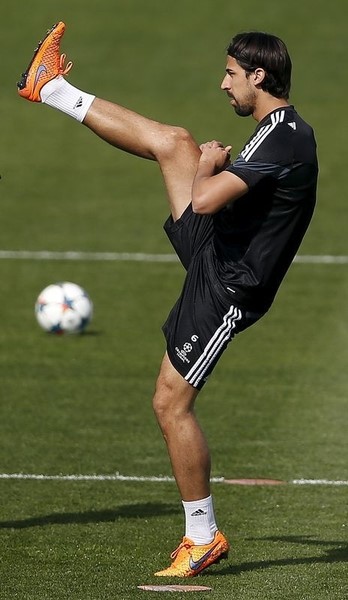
1,0,347,598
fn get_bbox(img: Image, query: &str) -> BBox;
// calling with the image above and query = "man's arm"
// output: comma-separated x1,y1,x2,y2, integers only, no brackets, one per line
192,141,248,214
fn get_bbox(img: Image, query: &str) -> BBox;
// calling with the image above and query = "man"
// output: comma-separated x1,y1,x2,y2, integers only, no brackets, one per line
17,23,318,577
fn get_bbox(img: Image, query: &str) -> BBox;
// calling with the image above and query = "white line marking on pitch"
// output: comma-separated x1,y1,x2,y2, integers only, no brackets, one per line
0,473,223,483
0,473,347,486
292,479,348,486
0,250,347,265
0,250,179,262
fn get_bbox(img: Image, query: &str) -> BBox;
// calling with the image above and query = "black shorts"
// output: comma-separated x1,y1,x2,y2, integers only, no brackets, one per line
162,204,264,389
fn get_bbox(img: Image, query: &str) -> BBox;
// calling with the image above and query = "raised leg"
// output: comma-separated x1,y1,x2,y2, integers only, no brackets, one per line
84,99,201,221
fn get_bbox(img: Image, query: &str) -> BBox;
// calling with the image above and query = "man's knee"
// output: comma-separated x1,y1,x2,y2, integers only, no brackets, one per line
152,370,176,426
154,126,197,162
152,361,199,429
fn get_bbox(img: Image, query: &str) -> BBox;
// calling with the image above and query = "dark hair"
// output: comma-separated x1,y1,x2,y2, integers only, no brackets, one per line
227,32,292,99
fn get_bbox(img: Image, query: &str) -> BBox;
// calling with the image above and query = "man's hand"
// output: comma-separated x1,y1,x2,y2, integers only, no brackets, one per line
199,140,232,173
192,140,248,215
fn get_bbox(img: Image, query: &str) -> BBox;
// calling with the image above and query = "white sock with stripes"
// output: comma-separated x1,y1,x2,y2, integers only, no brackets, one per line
182,495,218,545
40,76,95,123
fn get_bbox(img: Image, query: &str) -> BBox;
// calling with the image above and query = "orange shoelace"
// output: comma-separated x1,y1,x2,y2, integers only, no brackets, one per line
170,538,193,560
59,53,73,76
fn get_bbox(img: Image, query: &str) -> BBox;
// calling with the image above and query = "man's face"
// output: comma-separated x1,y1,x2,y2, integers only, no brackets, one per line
221,56,256,117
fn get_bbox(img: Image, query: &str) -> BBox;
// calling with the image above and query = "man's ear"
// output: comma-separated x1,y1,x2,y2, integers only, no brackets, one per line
252,67,266,87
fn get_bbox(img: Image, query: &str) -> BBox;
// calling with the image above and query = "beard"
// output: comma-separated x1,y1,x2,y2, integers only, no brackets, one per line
230,86,256,117
233,102,254,117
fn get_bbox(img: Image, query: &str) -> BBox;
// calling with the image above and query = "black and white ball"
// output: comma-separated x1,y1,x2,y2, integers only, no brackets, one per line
35,282,93,334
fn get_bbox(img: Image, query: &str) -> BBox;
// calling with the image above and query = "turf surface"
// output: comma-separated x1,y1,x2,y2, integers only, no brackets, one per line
1,1,347,598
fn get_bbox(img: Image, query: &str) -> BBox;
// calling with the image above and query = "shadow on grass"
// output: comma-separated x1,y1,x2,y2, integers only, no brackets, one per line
203,535,348,576
0,502,181,529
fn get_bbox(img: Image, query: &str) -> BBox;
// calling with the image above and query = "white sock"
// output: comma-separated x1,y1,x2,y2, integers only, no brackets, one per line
182,495,218,545
40,76,95,123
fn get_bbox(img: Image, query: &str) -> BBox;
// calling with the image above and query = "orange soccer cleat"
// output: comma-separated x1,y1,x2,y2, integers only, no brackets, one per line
154,530,229,577
17,21,73,102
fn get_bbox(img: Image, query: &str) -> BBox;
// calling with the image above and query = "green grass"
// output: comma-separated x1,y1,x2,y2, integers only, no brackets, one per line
1,482,346,599
1,0,348,598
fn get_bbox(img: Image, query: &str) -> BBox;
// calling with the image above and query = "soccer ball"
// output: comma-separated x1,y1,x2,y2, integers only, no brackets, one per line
35,282,93,334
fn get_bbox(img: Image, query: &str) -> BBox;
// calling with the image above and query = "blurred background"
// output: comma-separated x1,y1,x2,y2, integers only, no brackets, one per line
1,0,346,254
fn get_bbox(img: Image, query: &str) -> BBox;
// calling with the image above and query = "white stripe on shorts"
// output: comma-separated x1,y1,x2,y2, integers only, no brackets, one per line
185,305,242,387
